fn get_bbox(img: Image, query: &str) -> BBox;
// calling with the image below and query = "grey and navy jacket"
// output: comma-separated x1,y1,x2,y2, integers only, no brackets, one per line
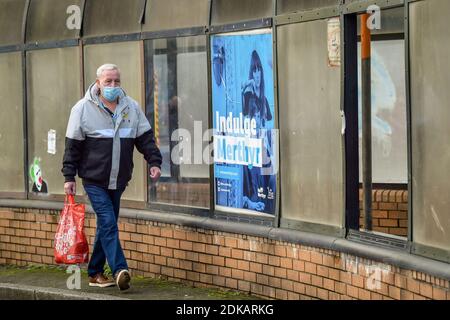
62,83,162,190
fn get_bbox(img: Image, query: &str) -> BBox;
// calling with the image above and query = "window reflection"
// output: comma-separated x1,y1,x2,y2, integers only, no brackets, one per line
145,36,210,208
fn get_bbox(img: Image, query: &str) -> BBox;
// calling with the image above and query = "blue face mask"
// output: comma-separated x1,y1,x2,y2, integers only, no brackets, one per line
102,86,122,102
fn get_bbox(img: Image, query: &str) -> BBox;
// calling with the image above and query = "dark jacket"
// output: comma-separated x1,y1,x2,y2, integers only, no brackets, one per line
62,83,162,190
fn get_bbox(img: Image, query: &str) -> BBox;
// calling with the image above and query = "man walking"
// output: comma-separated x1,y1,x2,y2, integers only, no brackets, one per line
62,64,162,291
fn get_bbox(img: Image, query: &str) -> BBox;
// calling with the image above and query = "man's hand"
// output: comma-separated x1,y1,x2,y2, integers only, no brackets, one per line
149,166,161,182
64,182,76,195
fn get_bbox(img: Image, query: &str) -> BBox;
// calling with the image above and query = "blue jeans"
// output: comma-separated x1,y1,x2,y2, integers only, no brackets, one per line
84,184,128,277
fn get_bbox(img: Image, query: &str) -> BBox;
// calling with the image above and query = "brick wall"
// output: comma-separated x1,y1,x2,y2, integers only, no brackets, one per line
359,189,408,237
1,207,449,300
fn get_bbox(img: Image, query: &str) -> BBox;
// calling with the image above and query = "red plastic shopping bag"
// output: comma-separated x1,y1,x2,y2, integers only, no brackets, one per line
54,195,89,264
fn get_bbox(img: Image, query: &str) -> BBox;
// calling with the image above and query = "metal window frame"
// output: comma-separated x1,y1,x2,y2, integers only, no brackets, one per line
405,0,450,264
275,5,341,25
406,0,414,248
276,0,342,15
0,45,24,54
272,0,281,228
141,27,207,41
25,39,79,51
343,11,360,233
280,219,346,238
21,48,29,199
274,3,346,237
143,30,212,216
209,18,273,34
342,0,411,251
206,27,215,216
0,192,27,200
22,0,31,199
146,35,208,184
0,43,26,199
343,0,405,14
138,6,281,224
82,33,142,46
25,43,85,201
207,21,279,227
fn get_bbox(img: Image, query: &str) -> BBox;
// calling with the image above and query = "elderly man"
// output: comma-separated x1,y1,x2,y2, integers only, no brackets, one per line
61,64,162,291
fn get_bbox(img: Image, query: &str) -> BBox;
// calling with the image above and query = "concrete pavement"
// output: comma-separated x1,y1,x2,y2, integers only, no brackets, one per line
0,264,261,300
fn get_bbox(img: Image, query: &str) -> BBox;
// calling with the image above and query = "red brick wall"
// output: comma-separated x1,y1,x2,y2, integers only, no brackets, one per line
359,189,408,237
0,207,449,300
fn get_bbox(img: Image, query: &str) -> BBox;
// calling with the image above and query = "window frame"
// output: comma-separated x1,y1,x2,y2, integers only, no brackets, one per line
208,21,280,227
343,0,412,251
406,0,450,263
143,31,212,216
275,4,345,237
0,51,26,199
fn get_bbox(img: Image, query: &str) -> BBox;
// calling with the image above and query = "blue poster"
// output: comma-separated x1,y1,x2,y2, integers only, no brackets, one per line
211,30,277,215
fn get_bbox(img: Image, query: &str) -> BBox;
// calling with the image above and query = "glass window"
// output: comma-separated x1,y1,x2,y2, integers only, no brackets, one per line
143,0,209,32
83,0,144,38
26,0,83,43
0,52,24,194
354,8,408,238
410,0,450,254
0,0,27,46
278,19,343,230
27,47,82,197
357,45,407,184
211,0,273,25
83,41,146,202
145,36,210,208
357,39,408,236
357,8,407,184
277,0,340,14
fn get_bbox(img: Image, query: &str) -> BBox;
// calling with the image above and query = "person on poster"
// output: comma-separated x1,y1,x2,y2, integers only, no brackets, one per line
242,104,277,213
241,50,276,214
241,50,272,123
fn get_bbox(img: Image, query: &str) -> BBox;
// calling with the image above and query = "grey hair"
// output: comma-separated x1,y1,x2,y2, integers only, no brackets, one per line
96,63,120,78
